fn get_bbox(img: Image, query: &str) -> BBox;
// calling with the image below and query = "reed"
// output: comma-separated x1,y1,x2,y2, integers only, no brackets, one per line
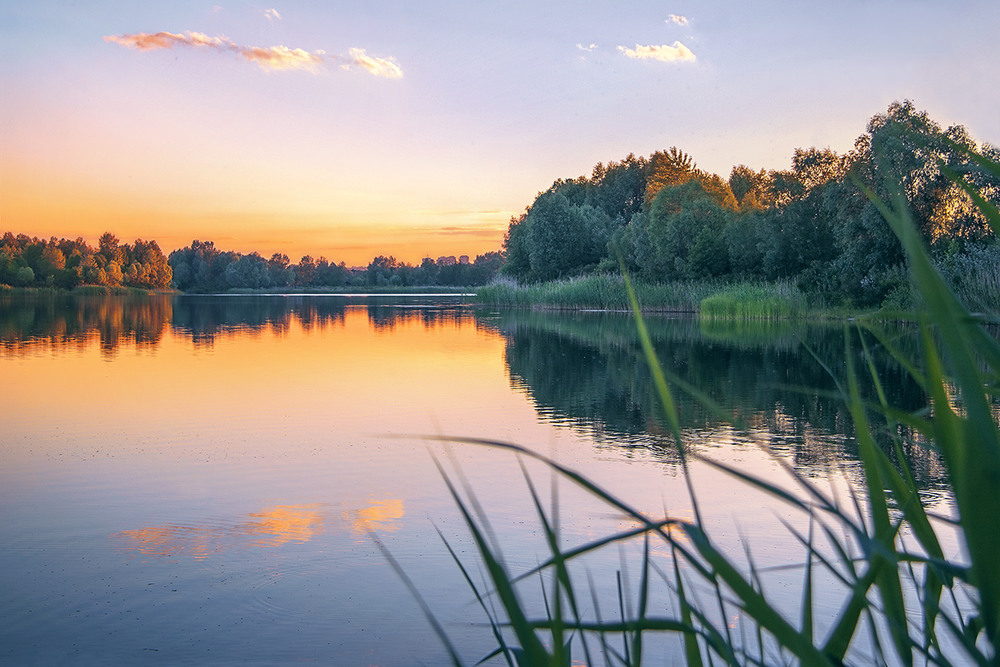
477,274,719,312
383,147,1000,665
698,281,808,320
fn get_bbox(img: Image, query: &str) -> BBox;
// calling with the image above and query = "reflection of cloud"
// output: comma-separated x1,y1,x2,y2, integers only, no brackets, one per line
348,48,403,79
245,504,325,545
344,498,405,534
667,14,689,26
116,504,328,559
116,499,405,558
104,30,403,76
617,42,696,63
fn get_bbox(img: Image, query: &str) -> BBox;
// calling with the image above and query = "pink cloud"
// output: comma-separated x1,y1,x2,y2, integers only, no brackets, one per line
105,30,403,77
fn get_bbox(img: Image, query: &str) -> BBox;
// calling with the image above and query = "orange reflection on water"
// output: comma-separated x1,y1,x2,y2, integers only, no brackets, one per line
244,504,327,547
116,499,403,559
344,498,405,535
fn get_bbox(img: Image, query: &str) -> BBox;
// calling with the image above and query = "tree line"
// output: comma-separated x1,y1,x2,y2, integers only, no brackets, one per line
0,232,172,289
500,100,1000,307
0,233,503,292
167,242,503,292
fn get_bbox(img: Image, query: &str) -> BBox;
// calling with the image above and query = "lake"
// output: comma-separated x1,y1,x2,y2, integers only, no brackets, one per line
0,293,955,664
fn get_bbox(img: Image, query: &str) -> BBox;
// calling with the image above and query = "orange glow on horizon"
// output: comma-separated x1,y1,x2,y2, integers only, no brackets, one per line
1,162,508,266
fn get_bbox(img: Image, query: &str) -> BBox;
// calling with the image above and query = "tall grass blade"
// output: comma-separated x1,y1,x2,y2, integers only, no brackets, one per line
857,176,1000,651
369,531,465,666
432,456,552,664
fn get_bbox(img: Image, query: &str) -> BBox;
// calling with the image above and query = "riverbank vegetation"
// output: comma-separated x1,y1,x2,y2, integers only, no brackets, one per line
479,274,815,319
497,101,1000,315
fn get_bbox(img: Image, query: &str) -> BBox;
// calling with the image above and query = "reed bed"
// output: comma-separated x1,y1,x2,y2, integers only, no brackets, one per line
698,281,808,320
478,274,719,312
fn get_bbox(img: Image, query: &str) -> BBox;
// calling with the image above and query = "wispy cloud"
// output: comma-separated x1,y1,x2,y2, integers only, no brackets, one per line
667,14,689,26
348,48,403,79
104,30,229,51
241,45,323,71
576,43,598,52
104,30,403,77
264,8,281,21
617,41,696,63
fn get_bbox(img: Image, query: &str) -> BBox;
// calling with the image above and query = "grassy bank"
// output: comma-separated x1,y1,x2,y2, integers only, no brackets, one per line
478,274,819,319
477,274,718,312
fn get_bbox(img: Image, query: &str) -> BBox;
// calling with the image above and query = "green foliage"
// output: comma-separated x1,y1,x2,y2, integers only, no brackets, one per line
497,101,1000,306
519,192,611,282
647,180,735,279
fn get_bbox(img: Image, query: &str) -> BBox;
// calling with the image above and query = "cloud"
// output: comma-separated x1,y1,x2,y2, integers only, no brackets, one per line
617,41,696,63
576,43,598,52
240,45,323,71
103,30,231,52
349,48,403,79
105,30,403,77
264,8,281,20
667,14,689,26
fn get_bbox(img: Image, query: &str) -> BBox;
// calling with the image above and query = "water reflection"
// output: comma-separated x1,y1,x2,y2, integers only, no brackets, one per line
0,292,171,356
0,293,480,353
492,309,948,493
171,296,348,347
344,498,406,535
116,499,404,559
0,293,951,494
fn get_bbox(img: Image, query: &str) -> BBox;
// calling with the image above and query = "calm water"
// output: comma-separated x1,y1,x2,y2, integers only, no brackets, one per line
0,293,954,664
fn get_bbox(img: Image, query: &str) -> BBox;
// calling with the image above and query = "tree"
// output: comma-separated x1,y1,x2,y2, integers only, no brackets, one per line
647,180,734,279
644,146,697,205
524,192,610,281
98,232,125,266
500,214,532,281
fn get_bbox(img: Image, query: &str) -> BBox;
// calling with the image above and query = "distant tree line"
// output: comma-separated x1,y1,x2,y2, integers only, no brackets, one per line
0,232,172,289
168,241,503,292
501,101,1000,307
0,233,502,292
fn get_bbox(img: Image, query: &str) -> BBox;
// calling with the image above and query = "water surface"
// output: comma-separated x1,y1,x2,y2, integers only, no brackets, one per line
0,293,953,664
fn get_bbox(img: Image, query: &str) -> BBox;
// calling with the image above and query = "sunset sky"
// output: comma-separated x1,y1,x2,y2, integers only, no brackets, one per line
3,1,998,265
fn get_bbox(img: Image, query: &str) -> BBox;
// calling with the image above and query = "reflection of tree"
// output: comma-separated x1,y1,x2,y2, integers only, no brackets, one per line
0,294,484,354
0,293,171,356
491,310,947,492
170,296,349,347
365,301,479,332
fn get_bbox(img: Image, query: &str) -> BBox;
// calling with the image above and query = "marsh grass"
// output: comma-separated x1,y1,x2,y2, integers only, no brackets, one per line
381,147,1000,665
477,274,717,312
698,282,808,320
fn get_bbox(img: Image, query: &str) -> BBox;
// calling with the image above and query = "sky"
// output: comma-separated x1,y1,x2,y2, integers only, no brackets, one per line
2,1,998,266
